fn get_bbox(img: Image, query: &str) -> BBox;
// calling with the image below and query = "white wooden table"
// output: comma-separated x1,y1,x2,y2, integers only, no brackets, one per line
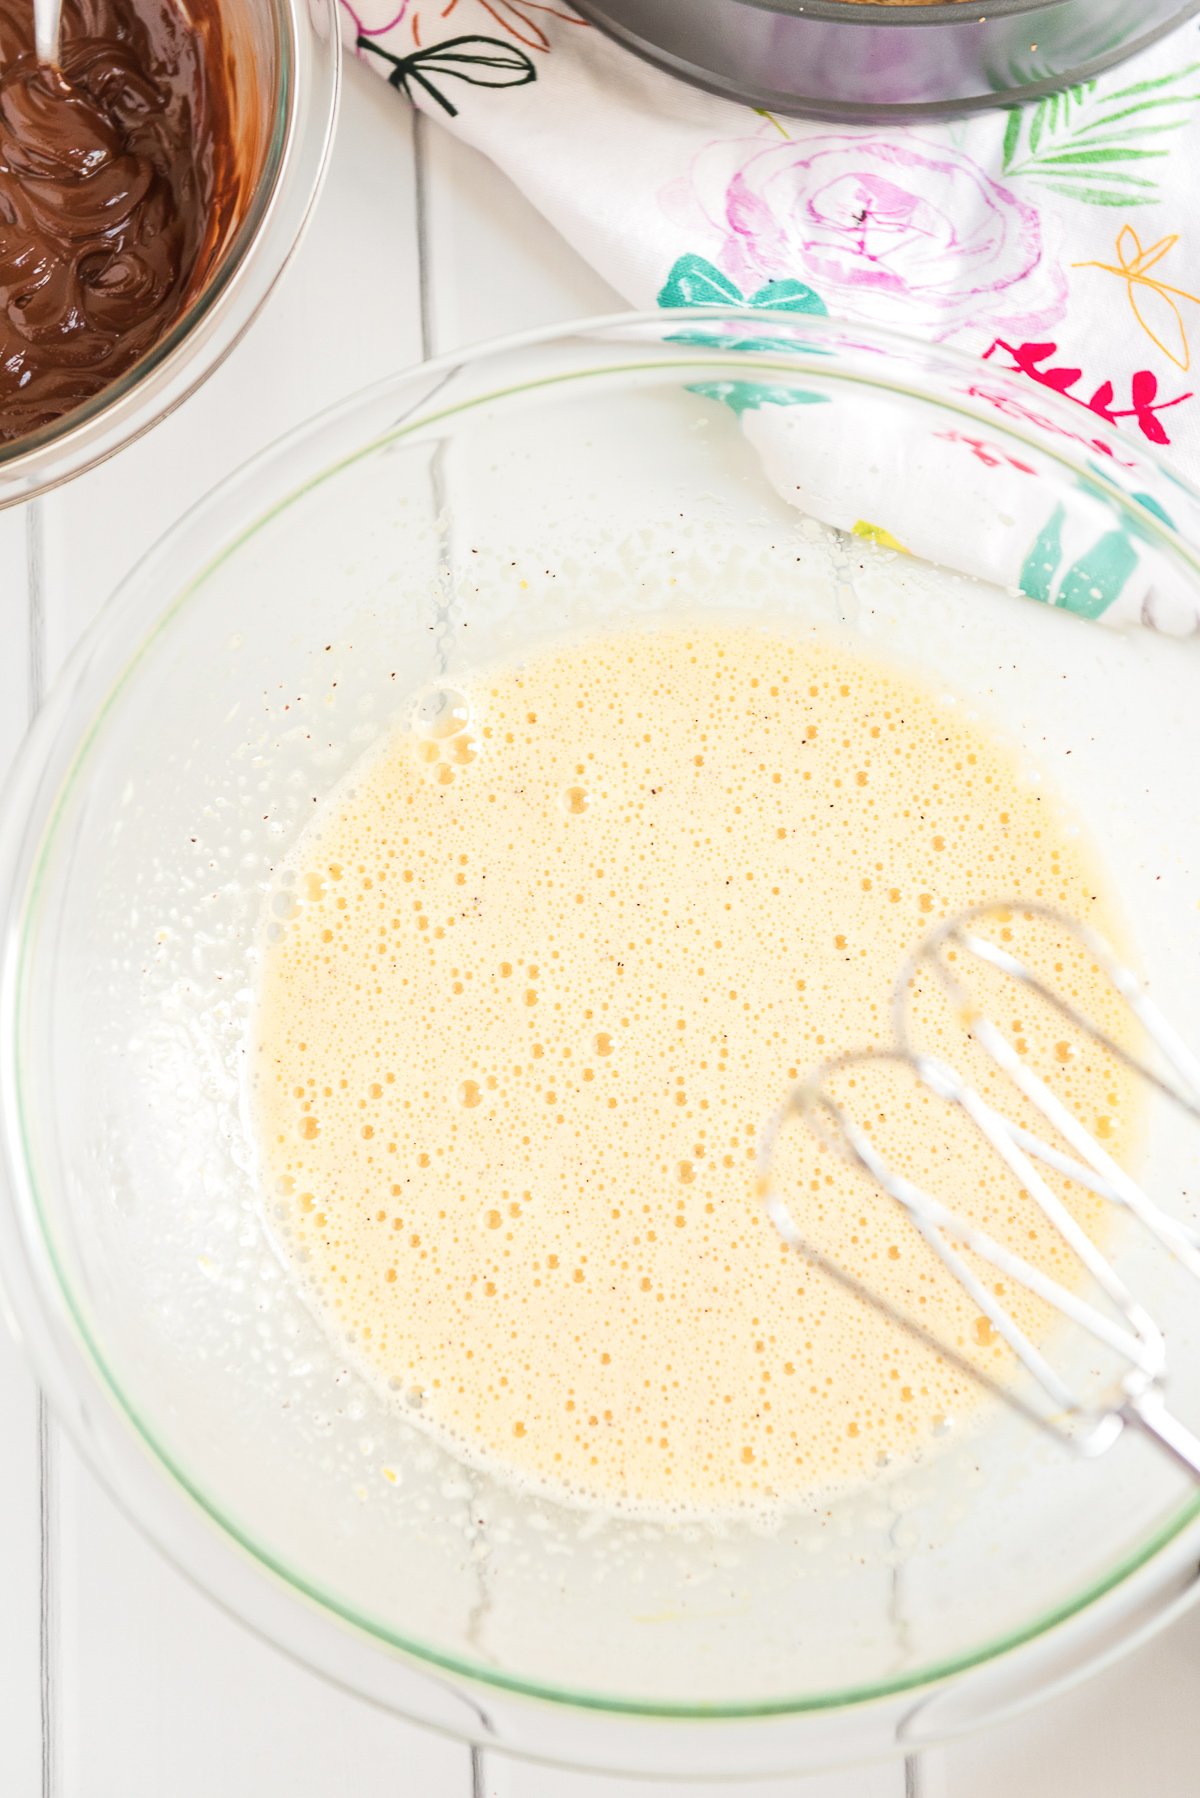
3,61,1200,1798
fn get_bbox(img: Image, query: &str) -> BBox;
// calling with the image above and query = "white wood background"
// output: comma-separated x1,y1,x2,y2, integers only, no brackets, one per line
3,58,1200,1797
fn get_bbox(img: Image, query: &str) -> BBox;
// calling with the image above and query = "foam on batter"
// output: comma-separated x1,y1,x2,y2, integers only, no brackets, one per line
252,625,1135,1513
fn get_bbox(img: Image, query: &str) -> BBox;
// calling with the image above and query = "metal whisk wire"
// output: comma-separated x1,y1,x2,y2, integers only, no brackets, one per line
897,903,1200,1274
759,903,1200,1480
33,0,63,67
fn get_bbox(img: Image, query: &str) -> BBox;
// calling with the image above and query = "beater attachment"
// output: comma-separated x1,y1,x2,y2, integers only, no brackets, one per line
759,903,1200,1479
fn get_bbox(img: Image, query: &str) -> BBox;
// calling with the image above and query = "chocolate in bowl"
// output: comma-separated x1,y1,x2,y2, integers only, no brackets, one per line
0,0,244,443
0,0,337,497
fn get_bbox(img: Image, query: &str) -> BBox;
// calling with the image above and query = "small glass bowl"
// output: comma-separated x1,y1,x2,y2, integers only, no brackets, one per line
4,311,1200,1778
0,0,340,505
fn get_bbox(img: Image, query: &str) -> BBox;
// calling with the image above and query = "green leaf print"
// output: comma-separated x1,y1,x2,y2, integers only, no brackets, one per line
1131,489,1175,528
1000,62,1200,207
1055,531,1139,619
1017,498,1140,618
1019,502,1066,604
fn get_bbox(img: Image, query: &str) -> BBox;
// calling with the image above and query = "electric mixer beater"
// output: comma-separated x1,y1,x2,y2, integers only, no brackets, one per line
759,901,1200,1480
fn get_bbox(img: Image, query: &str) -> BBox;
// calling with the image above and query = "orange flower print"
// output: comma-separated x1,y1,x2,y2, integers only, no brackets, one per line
410,0,585,51
1073,227,1200,374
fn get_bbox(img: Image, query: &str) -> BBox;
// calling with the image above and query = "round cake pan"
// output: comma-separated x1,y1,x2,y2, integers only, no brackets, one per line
571,0,1200,119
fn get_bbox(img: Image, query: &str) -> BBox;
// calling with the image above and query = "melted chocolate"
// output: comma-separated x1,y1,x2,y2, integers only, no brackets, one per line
0,0,237,443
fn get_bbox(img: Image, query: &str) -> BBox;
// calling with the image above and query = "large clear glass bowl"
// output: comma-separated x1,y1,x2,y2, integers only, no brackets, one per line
0,0,339,504
4,311,1200,1779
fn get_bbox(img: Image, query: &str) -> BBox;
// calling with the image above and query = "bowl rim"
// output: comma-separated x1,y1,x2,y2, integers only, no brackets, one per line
731,0,1061,22
4,305,1200,1733
0,0,341,505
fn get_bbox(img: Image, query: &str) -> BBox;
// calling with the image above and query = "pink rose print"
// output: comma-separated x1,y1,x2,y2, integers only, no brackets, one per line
668,133,1066,343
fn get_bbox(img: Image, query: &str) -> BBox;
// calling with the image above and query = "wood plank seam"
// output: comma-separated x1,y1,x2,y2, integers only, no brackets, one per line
27,496,56,1798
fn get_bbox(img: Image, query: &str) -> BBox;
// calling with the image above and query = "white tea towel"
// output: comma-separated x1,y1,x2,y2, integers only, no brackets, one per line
342,1,1200,629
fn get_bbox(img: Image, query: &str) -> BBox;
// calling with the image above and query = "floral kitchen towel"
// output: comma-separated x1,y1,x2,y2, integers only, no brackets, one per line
341,0,1200,630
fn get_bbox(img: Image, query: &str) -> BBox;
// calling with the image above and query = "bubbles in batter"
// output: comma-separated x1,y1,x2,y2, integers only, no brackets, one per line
252,625,1135,1514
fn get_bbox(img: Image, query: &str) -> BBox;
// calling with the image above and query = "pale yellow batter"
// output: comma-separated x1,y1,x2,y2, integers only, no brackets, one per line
253,625,1133,1512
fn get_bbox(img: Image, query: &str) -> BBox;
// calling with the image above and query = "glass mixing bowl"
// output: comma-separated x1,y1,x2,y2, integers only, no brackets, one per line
0,0,339,505
4,311,1200,1780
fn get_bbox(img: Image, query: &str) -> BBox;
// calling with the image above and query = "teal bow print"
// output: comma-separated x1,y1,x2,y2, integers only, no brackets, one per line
658,253,825,317
657,253,830,415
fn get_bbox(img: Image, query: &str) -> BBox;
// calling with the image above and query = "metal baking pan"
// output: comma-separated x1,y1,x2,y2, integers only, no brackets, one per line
572,0,1200,118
